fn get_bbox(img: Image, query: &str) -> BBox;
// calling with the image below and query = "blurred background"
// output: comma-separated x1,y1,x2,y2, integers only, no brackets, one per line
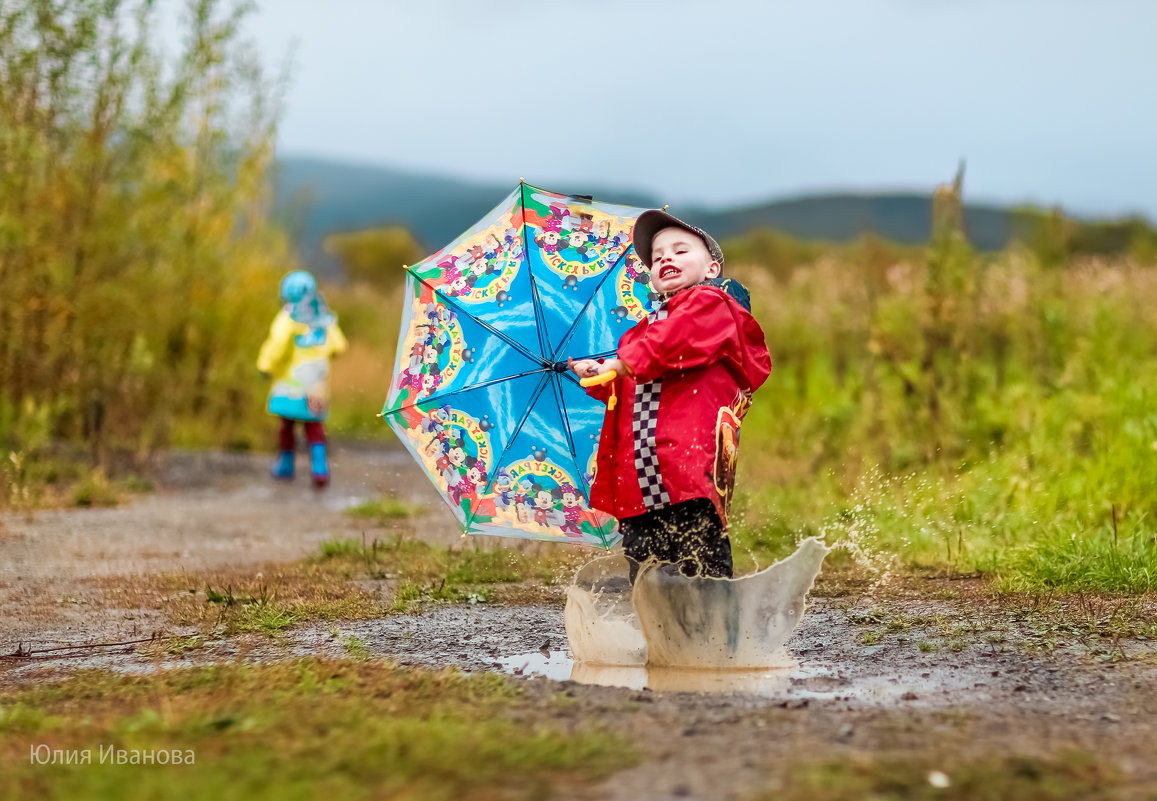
3,0,1155,589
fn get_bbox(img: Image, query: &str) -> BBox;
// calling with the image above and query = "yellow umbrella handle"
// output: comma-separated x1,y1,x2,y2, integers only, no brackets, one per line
578,370,617,387
579,370,618,410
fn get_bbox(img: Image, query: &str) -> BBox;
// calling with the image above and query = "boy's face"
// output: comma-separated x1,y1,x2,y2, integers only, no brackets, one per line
649,227,720,294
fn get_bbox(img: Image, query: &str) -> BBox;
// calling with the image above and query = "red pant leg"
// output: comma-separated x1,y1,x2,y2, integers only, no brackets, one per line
278,418,296,452
303,421,326,445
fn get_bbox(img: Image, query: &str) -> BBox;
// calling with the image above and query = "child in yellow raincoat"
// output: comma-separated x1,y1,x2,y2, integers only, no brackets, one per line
257,270,348,486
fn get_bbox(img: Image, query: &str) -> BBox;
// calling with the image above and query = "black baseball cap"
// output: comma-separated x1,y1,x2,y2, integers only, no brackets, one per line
631,209,724,268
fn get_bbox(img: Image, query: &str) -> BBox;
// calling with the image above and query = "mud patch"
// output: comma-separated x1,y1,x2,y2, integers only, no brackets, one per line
7,598,1153,715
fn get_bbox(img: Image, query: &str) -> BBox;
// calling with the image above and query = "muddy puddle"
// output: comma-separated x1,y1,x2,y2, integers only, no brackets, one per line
494,647,991,704
494,538,980,703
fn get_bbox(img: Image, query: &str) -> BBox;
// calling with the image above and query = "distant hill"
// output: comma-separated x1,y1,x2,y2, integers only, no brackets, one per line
272,157,662,273
269,156,1098,271
684,194,1021,251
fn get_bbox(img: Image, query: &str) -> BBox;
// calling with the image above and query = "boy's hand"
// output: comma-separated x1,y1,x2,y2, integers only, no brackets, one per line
600,358,629,377
569,358,632,378
569,358,601,378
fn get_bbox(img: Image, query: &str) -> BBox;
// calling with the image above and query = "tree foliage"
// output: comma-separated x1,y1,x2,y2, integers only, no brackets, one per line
324,226,425,292
0,0,288,460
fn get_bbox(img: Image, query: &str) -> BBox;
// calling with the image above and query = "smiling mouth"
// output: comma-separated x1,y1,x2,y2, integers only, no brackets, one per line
659,267,679,279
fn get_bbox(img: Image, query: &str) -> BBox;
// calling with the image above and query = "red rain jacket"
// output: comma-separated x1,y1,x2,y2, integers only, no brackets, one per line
585,283,772,527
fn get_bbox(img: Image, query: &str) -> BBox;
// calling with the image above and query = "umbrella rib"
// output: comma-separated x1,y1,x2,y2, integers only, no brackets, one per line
406,269,548,368
548,244,634,363
462,370,553,533
519,181,554,362
380,367,551,417
547,373,588,500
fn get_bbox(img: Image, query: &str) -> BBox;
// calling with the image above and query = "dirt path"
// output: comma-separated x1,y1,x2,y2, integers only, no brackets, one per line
0,447,461,646
2,447,1156,799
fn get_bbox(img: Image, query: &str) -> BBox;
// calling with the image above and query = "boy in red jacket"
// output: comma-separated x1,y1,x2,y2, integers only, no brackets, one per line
571,211,772,581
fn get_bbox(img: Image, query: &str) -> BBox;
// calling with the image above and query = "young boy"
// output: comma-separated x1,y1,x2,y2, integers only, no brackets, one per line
571,211,772,581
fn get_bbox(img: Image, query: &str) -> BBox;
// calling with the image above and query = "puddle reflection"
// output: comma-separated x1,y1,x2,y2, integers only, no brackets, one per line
496,650,798,696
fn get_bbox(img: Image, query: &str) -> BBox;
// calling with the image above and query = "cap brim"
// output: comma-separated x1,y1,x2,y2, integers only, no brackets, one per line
631,210,724,267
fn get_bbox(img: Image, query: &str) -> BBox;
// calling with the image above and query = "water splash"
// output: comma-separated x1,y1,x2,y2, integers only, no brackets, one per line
564,537,830,669
635,538,829,668
563,556,647,665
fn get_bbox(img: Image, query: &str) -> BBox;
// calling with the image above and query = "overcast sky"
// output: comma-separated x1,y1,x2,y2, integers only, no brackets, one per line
224,0,1155,217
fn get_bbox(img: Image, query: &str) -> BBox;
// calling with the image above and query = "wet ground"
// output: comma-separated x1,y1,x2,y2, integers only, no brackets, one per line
2,446,1157,799
0,447,461,646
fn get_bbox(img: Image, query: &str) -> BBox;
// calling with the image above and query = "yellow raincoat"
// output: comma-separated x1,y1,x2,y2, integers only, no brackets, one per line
257,308,347,422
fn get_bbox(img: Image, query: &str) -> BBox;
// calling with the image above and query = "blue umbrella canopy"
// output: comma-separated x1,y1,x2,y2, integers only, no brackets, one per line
381,182,661,548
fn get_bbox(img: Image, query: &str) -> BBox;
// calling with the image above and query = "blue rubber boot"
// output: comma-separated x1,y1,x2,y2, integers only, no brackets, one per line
310,443,329,488
271,451,295,481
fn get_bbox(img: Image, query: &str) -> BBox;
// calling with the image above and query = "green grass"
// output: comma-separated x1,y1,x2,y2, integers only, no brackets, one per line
729,441,1157,595
996,532,1157,594
342,635,370,660
344,497,422,522
313,535,579,612
0,660,636,801
764,750,1120,801
100,536,584,638
231,602,297,634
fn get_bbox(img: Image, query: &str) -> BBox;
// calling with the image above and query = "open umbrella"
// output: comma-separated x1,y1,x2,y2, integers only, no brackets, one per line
381,182,660,548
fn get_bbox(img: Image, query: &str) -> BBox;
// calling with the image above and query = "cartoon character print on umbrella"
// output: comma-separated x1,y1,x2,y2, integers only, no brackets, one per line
416,406,493,514
527,200,634,290
492,452,591,538
611,251,662,322
435,224,521,306
396,301,473,405
583,434,598,488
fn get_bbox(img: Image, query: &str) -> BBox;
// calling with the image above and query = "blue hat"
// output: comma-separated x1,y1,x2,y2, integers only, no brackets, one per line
279,270,317,303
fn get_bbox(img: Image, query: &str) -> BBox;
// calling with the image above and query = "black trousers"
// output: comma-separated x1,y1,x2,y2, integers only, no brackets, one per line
619,498,733,583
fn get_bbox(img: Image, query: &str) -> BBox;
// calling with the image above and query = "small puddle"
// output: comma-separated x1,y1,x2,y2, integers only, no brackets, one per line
495,648,986,704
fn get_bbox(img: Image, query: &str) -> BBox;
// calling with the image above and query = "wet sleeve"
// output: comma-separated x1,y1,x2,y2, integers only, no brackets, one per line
617,289,743,382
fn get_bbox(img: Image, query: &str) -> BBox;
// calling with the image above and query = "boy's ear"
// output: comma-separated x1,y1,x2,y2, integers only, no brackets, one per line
706,260,722,279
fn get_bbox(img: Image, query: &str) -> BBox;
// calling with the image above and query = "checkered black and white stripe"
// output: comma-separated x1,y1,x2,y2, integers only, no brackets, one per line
633,305,670,509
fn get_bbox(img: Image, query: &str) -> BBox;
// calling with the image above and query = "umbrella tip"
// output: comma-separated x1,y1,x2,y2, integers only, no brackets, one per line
662,204,670,211
519,177,525,184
